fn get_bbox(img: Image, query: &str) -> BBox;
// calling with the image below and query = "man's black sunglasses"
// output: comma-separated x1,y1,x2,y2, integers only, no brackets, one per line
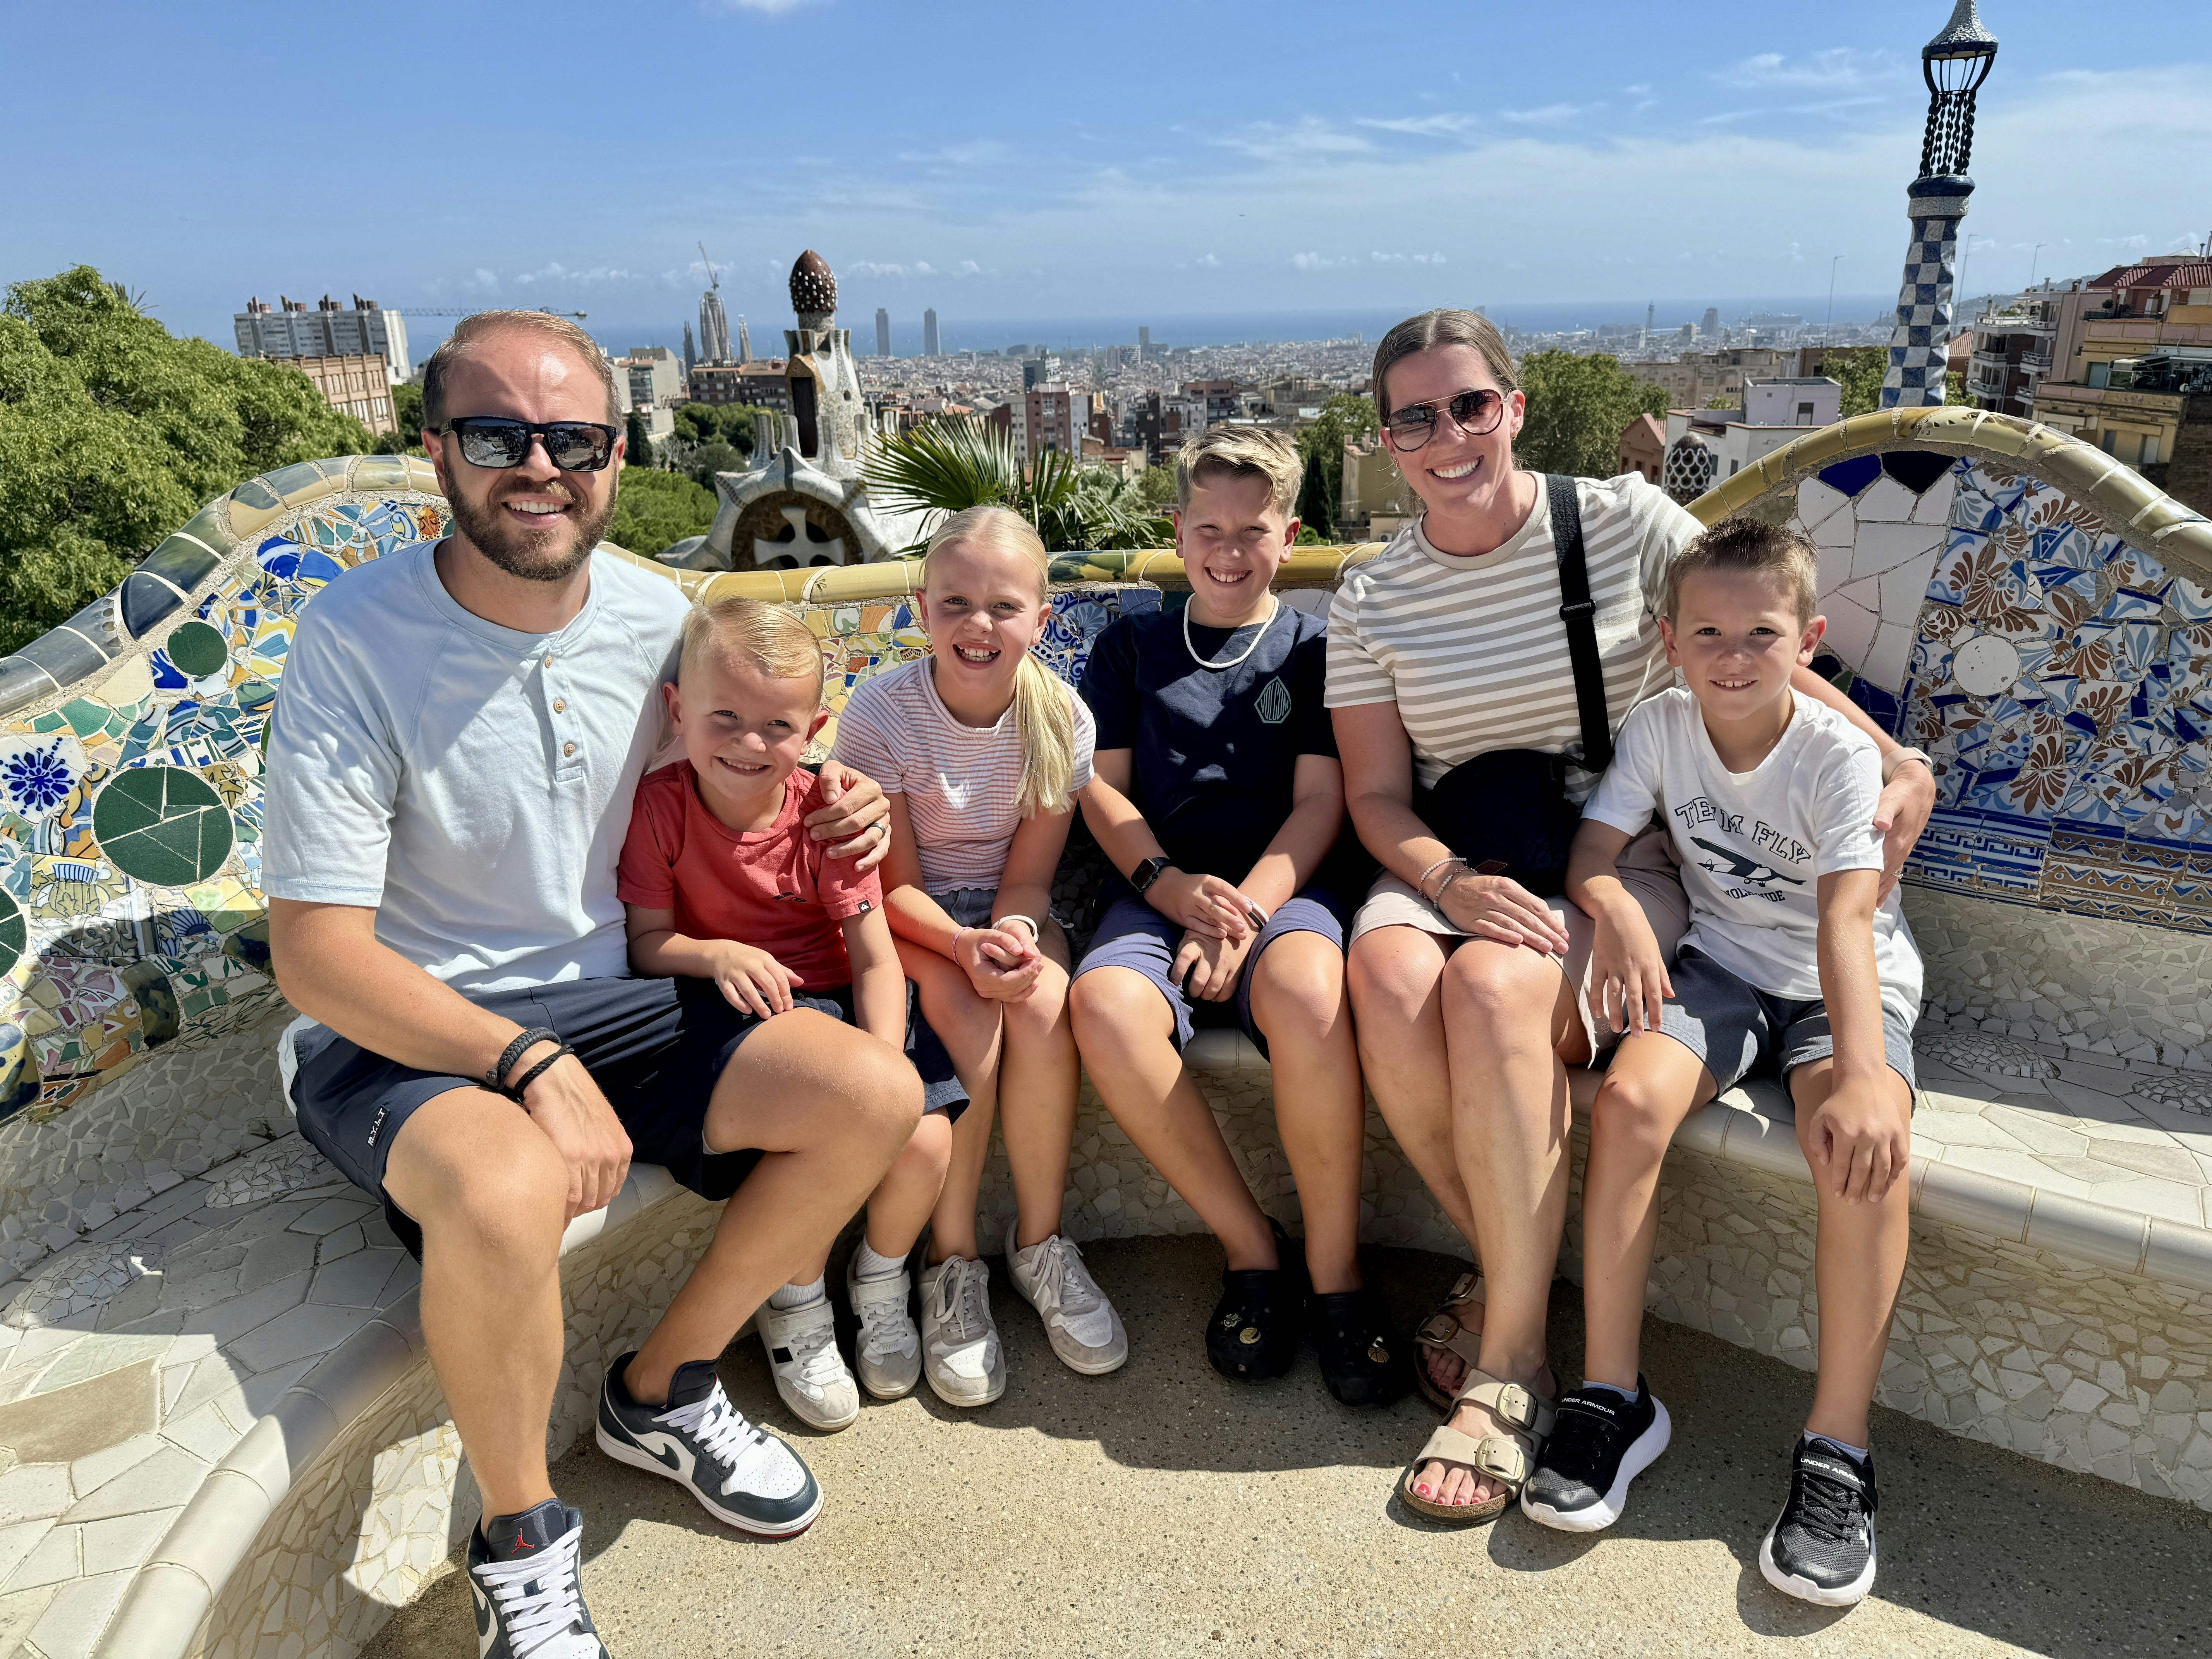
438,416,620,473
1382,388,1507,450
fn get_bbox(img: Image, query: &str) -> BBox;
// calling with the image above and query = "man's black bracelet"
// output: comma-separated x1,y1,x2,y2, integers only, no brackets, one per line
505,1044,578,1102
486,1027,558,1097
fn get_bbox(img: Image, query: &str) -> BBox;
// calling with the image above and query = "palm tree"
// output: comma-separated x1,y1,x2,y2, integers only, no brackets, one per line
861,417,1163,553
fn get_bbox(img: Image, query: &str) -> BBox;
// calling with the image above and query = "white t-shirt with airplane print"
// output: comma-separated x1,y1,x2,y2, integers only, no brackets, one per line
1585,687,1922,1028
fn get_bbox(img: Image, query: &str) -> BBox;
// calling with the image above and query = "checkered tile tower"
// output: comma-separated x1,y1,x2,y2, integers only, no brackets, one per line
1882,1,1999,410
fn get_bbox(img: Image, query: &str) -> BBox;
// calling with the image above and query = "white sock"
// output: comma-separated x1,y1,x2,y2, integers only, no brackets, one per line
769,1275,826,1310
854,1240,906,1281
1803,1432,1870,1463
1579,1379,1637,1403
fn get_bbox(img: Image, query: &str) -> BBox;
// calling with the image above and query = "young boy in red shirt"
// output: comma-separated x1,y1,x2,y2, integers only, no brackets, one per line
617,597,963,1432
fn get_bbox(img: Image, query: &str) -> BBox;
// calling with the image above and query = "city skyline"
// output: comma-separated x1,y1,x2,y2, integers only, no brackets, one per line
5,3,2205,357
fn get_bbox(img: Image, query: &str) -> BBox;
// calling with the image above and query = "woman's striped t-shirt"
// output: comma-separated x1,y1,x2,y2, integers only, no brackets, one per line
1324,472,1702,800
830,657,1096,895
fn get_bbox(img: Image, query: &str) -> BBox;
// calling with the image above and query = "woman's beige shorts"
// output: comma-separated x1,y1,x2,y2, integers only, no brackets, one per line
1348,825,1690,1059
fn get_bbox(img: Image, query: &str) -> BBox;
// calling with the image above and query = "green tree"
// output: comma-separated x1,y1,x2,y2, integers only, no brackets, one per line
1512,351,1670,479
1292,392,1378,541
672,402,764,453
372,381,425,455
1135,462,1178,512
1827,348,1889,418
609,467,719,559
688,440,745,488
0,265,371,654
625,410,655,469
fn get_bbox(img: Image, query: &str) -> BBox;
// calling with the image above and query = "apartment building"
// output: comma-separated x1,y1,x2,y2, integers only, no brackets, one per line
1623,347,1793,408
2030,257,2212,493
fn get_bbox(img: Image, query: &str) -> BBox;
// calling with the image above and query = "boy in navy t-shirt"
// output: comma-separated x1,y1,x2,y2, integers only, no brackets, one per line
1071,427,1404,1408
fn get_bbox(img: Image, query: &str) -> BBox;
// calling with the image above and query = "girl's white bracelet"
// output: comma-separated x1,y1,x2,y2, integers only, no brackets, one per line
996,914,1041,942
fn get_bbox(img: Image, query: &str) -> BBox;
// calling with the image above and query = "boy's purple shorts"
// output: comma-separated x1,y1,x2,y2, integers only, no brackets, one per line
1072,889,1350,1059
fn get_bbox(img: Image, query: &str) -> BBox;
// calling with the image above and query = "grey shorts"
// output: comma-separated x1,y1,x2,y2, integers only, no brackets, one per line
1349,824,1690,1058
1658,946,1918,1092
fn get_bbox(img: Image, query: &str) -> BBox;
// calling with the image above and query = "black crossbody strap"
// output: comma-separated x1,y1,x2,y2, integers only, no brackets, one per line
1544,473,1613,774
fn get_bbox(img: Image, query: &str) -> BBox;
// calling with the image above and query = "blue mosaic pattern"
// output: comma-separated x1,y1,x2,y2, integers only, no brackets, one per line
1882,190,1970,410
1896,459,2212,926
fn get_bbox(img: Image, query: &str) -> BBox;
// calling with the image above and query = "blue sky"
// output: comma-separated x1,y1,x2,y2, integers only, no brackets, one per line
5,0,2206,355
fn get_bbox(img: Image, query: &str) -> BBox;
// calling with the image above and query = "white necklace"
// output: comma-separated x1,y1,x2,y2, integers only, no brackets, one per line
1182,594,1280,672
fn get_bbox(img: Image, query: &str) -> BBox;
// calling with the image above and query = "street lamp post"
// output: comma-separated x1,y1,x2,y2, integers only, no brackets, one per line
1826,254,1846,344
1881,0,1999,410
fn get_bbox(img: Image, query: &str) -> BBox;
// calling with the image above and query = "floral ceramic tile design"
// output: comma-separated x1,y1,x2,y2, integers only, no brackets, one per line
1894,458,2212,931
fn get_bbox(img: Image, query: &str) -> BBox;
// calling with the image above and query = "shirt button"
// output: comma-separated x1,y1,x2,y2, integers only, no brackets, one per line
543,654,554,668
553,698,567,713
563,742,576,757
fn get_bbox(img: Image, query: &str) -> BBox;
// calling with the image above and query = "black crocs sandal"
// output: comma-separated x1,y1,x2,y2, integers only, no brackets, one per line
1310,1286,1412,1408
1205,1218,1305,1382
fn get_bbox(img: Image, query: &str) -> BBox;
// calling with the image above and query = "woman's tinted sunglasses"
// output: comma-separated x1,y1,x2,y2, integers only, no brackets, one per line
438,417,620,473
1382,388,1507,451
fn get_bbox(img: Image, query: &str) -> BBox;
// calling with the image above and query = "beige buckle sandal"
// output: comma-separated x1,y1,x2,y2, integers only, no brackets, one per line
1413,1271,1485,1411
1396,1367,1558,1525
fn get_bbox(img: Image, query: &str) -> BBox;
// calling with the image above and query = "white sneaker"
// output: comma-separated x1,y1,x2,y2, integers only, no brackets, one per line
1004,1223,1128,1376
754,1292,859,1431
846,1254,921,1401
916,1255,1005,1407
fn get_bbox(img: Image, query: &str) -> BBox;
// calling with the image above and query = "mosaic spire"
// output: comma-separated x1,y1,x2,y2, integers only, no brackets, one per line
1881,1,2000,411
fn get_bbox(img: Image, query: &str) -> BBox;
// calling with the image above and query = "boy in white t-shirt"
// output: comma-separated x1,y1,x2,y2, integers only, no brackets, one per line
1522,519,1922,1610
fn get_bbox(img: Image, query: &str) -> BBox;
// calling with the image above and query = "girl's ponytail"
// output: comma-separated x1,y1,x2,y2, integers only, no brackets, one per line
1010,649,1075,817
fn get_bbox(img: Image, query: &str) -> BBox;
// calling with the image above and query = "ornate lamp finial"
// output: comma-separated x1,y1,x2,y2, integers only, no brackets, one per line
1919,0,1999,178
790,251,837,320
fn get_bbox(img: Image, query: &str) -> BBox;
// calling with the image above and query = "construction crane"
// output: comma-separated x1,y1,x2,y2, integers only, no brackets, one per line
699,243,720,296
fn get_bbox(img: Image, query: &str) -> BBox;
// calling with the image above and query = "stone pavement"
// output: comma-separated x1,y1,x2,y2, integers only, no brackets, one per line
364,1238,2211,1659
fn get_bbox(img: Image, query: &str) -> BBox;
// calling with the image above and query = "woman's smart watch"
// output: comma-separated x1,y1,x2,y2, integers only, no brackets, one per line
1132,856,1173,895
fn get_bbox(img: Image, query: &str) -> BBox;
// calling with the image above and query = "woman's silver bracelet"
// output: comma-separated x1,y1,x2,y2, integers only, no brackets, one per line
1417,855,1467,902
1433,867,1469,908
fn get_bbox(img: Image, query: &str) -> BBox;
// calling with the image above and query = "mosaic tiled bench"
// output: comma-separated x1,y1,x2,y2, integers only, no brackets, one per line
0,411,2207,1656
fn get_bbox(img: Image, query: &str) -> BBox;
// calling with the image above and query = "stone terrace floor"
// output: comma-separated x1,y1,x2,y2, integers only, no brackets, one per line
366,1238,2212,1659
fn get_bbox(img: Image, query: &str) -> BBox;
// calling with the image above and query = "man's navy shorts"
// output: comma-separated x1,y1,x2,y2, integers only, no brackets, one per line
1072,888,1350,1059
288,975,796,1259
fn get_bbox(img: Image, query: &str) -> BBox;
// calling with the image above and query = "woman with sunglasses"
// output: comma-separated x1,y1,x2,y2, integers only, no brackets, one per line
1324,309,1934,1523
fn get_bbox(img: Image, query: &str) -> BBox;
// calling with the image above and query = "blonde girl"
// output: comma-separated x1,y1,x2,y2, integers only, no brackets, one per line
828,506,1127,1407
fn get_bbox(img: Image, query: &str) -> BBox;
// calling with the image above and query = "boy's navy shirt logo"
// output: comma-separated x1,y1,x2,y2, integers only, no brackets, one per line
1689,835,1806,900
1254,677,1292,725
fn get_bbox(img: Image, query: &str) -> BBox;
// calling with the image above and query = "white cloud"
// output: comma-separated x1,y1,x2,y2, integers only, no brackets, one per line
895,140,1007,168
1291,252,1358,271
1370,251,1447,266
1216,118,1375,162
1715,48,1891,90
1196,252,1221,269
1502,104,1585,126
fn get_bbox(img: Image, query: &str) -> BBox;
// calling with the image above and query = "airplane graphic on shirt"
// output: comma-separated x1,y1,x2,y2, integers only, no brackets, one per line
1690,835,1806,900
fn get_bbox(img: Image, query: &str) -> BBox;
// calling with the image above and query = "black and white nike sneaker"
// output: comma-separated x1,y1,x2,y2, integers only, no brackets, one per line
466,1498,610,1658
1760,1438,1880,1606
1520,1377,1672,1532
595,1352,823,1536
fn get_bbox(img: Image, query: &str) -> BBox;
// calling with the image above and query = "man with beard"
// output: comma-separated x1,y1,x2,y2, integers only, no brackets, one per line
263,312,919,1657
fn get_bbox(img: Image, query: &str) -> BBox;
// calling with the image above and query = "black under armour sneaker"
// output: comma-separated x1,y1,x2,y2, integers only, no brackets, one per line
1760,1438,1881,1606
1521,1377,1673,1532
595,1351,822,1536
466,1498,609,1658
